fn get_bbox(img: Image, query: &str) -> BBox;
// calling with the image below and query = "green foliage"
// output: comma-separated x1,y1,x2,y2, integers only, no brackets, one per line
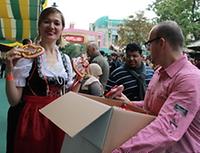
149,0,200,42
117,11,154,48
60,43,86,58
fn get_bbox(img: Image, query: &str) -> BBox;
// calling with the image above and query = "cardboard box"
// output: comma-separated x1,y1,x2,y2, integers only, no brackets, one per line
40,92,155,153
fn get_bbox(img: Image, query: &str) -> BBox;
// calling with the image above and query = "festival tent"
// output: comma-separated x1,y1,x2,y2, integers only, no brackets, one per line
0,0,47,51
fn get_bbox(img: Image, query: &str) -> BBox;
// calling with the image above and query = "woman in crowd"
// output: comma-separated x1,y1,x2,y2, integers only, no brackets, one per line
79,63,104,96
5,7,74,153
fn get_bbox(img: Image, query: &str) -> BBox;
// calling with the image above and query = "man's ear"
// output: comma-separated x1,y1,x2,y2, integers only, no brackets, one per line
160,37,166,49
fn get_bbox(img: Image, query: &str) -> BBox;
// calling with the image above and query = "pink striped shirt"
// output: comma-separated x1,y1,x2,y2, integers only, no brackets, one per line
113,55,200,153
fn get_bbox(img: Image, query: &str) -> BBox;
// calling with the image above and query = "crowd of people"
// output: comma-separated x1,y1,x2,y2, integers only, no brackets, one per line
3,6,200,153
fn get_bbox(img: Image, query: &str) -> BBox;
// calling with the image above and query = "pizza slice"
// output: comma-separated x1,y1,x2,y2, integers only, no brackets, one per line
72,54,89,78
17,44,45,59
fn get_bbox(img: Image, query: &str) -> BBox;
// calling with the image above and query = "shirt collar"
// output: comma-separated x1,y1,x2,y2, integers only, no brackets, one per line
159,55,188,78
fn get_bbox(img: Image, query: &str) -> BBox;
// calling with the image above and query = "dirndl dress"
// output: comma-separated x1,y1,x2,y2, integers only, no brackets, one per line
12,57,69,153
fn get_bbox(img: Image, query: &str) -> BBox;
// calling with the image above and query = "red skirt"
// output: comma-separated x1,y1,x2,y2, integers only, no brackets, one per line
14,96,65,153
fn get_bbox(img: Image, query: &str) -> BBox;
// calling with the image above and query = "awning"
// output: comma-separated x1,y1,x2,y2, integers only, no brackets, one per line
0,39,22,47
0,0,46,42
0,39,22,52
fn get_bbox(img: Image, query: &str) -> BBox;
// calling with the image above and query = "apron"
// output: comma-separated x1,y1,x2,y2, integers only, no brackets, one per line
14,95,65,153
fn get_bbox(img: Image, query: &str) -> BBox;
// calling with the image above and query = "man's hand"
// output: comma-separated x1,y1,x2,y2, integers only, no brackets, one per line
115,93,130,103
105,85,129,102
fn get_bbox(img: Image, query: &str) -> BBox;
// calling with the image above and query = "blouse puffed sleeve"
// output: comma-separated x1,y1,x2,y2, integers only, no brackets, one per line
64,54,74,88
13,58,33,87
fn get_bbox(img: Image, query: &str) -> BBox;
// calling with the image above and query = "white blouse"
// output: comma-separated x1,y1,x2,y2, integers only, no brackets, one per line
13,48,74,89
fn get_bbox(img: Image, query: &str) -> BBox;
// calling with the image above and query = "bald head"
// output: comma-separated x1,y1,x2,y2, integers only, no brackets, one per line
87,42,99,50
152,21,184,50
86,41,100,57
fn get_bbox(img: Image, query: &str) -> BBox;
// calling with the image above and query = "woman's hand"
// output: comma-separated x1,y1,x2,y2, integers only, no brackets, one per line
70,74,84,92
5,47,22,72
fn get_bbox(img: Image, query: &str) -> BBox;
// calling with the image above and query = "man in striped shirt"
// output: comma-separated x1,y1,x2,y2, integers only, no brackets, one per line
105,43,154,101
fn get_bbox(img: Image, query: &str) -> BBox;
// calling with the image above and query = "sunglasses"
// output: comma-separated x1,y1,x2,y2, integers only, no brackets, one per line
144,37,161,48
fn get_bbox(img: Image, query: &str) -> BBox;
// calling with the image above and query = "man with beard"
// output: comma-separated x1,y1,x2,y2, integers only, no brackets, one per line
106,43,154,101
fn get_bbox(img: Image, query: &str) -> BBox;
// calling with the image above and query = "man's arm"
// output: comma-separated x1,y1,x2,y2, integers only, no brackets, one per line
105,69,118,93
113,74,200,153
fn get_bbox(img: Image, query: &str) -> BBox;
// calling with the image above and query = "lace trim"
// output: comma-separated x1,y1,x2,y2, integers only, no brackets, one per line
36,53,69,95
36,53,69,85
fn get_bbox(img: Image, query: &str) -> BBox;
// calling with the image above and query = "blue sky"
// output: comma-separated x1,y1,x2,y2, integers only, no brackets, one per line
48,0,156,30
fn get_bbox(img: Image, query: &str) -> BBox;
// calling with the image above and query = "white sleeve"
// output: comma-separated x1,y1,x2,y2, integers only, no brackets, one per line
13,58,33,87
64,54,75,88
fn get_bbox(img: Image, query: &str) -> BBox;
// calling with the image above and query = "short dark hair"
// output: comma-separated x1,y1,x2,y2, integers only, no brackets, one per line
100,50,105,56
125,43,142,55
155,21,184,49
22,38,31,45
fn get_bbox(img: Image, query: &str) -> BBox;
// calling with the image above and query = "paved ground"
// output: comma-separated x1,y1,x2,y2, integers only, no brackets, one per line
0,79,9,153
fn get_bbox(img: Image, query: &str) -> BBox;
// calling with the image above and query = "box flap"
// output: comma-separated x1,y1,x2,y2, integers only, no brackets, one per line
39,92,111,137
103,107,155,153
61,135,102,153
78,94,155,152
81,93,148,114
80,109,113,148
61,110,113,153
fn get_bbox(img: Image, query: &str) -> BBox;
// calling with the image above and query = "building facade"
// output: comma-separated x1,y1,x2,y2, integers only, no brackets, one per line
62,24,104,48
90,16,123,53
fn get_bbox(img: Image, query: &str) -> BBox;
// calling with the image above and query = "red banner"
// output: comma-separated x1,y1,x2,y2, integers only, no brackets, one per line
63,35,84,43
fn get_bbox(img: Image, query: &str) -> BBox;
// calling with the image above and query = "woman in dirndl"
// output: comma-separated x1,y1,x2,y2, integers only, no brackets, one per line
5,7,74,153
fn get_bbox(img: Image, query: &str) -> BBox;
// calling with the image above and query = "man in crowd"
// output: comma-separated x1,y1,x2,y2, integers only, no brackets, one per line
106,43,154,101
86,42,110,89
112,20,200,152
109,51,123,74
22,38,32,45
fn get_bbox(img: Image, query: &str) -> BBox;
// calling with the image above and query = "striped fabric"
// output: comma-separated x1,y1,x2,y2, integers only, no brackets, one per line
0,0,44,41
105,64,154,101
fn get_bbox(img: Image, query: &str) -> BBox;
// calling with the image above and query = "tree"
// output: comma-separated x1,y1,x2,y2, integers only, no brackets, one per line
117,11,154,48
149,0,200,42
60,43,86,58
